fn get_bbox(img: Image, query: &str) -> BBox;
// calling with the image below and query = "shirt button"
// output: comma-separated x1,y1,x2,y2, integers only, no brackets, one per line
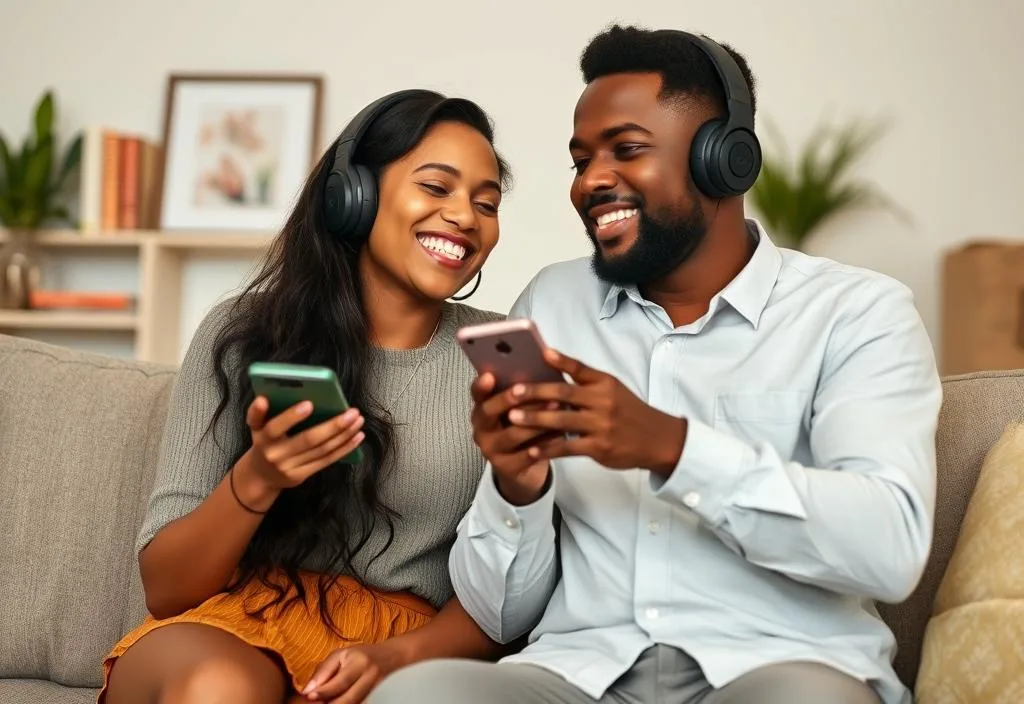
645,608,659,619
505,517,517,529
648,520,660,533
682,492,700,508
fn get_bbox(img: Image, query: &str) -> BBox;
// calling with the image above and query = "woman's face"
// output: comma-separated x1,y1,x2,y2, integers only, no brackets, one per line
361,121,503,303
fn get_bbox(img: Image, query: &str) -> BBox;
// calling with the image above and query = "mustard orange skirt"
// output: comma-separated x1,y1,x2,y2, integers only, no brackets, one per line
99,571,436,702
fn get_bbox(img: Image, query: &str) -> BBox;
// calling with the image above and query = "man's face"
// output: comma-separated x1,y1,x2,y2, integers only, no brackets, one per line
569,72,709,287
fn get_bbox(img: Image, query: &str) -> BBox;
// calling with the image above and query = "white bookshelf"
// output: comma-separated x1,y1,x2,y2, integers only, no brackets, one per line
0,229,274,364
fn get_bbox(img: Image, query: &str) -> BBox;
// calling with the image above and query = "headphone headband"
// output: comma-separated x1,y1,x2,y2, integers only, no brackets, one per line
331,89,442,183
324,89,443,243
653,29,755,132
685,33,755,133
653,29,761,198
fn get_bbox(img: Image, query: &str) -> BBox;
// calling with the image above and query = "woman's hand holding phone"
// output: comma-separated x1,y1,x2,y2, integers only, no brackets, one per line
232,396,366,511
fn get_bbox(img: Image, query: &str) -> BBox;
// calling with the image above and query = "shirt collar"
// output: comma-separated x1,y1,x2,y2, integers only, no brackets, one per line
598,219,783,328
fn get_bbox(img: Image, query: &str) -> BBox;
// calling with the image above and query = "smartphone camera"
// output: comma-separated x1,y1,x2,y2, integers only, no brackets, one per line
464,336,513,356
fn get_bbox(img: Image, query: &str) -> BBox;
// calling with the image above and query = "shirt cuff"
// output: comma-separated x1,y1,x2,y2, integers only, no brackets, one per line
650,418,807,525
466,464,557,546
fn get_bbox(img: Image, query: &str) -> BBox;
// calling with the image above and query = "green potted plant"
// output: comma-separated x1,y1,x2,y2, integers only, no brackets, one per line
0,89,83,309
748,116,908,251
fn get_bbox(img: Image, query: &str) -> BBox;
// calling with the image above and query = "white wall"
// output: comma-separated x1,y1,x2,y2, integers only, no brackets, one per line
3,0,1023,364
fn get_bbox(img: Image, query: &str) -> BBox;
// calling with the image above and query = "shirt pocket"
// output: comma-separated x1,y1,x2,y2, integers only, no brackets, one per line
713,390,811,458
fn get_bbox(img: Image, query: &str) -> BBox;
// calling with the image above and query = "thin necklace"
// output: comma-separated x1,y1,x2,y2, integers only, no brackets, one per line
386,312,442,409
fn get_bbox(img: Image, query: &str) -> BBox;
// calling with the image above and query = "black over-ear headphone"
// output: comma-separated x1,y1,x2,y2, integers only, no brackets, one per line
323,89,443,245
659,30,762,199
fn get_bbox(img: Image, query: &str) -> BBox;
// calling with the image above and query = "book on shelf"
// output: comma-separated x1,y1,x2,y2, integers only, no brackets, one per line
28,290,135,311
79,126,162,235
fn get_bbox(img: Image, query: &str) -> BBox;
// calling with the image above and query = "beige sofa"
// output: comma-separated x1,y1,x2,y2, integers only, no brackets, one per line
0,332,1020,703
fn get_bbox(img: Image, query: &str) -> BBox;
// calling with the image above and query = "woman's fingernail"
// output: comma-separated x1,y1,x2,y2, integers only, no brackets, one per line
298,401,313,415
509,410,524,422
512,384,525,397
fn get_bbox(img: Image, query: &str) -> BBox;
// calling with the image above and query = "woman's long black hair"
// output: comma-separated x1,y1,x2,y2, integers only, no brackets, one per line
206,91,512,633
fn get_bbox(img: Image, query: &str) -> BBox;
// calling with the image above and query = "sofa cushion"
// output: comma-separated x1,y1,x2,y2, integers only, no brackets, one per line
876,369,1024,689
915,421,1024,702
0,335,175,687
0,679,99,704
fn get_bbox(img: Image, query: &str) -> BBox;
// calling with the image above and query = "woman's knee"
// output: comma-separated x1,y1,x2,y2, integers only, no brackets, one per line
105,624,286,704
159,656,284,704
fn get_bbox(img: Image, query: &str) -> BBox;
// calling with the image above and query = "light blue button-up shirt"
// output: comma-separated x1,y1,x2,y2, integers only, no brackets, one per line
450,221,942,704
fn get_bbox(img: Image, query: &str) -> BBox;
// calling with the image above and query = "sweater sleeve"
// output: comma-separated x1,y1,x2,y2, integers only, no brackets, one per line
134,298,247,555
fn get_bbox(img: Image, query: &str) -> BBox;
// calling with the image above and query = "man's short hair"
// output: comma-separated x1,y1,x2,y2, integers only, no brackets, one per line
580,24,758,123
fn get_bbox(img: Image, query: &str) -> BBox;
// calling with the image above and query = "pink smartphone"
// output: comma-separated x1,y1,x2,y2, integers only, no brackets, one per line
456,318,566,391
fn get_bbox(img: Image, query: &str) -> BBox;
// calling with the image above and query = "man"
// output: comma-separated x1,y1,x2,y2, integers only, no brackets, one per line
370,24,940,704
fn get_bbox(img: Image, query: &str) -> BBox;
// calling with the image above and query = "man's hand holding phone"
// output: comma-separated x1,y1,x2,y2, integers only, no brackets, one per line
459,317,685,497
232,396,366,512
504,349,687,477
470,373,554,507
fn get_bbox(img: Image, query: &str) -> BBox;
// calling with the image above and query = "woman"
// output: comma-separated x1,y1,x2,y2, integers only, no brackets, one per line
101,89,513,704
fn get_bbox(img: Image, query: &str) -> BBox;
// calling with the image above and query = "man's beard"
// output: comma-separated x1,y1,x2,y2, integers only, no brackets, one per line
587,197,708,288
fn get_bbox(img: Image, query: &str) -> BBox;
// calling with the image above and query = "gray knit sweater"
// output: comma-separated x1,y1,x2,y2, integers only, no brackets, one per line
136,298,504,609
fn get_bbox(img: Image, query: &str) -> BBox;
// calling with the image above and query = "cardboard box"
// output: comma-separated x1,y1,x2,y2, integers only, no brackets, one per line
942,240,1024,375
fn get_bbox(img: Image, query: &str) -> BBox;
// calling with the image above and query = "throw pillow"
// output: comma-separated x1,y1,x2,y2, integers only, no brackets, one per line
916,421,1024,703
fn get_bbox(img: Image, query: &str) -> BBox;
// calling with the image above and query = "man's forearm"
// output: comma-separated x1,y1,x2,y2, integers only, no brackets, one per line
446,463,559,644
651,415,935,603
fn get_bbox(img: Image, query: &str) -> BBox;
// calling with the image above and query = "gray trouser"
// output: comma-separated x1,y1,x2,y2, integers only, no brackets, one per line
368,645,880,704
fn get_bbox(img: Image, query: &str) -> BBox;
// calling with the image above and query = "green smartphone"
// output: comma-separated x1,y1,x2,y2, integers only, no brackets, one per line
247,361,364,464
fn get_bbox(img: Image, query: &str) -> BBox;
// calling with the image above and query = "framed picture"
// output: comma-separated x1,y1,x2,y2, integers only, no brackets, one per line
156,73,323,231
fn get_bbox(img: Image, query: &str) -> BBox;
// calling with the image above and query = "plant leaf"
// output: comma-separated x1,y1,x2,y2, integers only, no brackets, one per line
750,159,789,231
758,116,792,167
46,205,70,224
797,121,832,192
0,134,21,190
0,133,10,190
748,114,904,248
16,133,53,230
1,92,94,231
0,194,15,226
16,144,30,189
53,131,83,191
751,150,804,246
25,134,53,194
15,203,41,228
822,120,883,185
34,91,54,145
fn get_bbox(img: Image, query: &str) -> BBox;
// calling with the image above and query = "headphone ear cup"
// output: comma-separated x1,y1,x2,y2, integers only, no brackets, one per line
347,163,379,245
323,168,348,235
718,128,762,196
689,119,762,199
323,162,378,245
689,118,727,199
